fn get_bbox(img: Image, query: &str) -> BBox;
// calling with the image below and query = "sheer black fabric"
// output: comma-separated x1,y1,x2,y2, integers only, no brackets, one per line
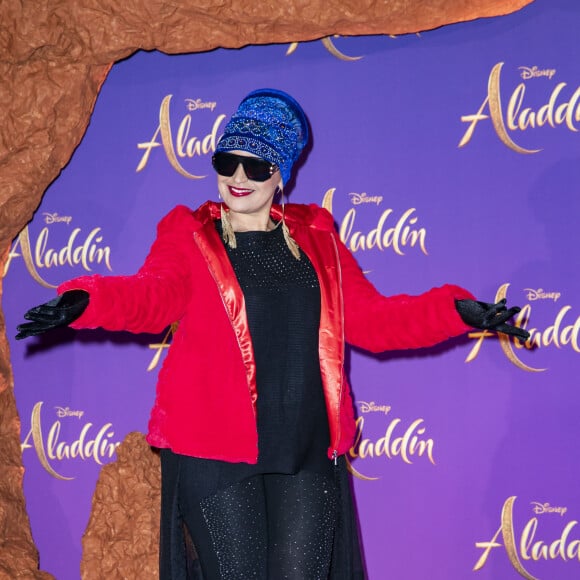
191,471,337,579
160,452,365,579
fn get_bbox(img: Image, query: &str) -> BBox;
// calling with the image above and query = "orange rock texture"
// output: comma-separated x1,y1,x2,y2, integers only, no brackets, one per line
0,0,533,577
80,433,161,579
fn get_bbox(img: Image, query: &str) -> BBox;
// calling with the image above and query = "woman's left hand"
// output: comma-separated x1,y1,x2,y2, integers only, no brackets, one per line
455,298,530,343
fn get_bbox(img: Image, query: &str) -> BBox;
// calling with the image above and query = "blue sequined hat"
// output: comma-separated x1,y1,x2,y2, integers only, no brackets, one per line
216,88,309,184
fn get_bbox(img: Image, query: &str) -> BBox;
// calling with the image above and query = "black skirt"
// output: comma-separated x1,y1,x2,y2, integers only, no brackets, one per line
159,453,365,579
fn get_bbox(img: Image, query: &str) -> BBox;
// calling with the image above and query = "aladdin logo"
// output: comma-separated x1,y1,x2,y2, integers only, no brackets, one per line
185,98,217,111
5,220,113,289
519,66,556,80
465,283,579,372
287,35,363,61
347,407,435,481
474,496,580,579
459,62,580,152
323,188,428,256
525,288,561,303
21,402,121,480
136,94,226,179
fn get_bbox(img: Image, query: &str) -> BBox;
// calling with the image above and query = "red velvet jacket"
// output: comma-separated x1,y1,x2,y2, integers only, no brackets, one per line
58,201,473,464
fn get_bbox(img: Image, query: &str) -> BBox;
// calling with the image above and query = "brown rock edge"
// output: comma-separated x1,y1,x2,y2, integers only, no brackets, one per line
0,1,533,577
80,433,161,579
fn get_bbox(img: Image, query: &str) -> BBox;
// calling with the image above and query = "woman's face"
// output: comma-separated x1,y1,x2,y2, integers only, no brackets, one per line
216,150,283,230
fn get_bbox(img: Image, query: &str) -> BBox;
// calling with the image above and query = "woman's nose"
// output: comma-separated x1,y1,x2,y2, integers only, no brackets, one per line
232,162,248,183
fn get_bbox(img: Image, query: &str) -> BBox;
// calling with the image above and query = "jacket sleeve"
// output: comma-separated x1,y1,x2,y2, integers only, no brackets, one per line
335,233,475,352
57,206,196,334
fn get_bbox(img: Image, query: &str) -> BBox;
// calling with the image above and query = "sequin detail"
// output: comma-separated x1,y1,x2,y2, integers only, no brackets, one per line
200,478,267,579
267,472,338,579
199,473,338,579
221,225,319,291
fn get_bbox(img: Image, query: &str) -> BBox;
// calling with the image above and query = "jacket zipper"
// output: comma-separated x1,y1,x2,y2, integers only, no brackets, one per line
330,233,345,464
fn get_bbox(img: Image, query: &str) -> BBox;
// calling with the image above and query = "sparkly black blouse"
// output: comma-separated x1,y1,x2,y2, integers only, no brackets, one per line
177,222,332,500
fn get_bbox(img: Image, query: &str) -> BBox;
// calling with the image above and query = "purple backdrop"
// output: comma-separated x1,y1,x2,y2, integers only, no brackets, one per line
5,0,580,578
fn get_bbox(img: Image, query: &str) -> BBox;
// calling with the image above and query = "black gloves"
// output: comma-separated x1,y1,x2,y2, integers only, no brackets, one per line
455,298,530,342
15,291,529,344
16,290,90,340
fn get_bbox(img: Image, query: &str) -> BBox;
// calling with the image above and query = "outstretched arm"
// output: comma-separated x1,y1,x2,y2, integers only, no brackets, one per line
336,234,528,352
16,206,196,338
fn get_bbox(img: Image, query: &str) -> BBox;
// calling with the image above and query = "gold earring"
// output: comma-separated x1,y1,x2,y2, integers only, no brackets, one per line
221,204,237,249
279,186,300,260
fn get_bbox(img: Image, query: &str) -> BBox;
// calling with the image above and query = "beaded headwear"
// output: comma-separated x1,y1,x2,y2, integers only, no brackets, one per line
216,88,309,185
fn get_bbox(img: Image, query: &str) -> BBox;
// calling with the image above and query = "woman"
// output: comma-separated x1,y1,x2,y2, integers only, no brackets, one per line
17,89,528,579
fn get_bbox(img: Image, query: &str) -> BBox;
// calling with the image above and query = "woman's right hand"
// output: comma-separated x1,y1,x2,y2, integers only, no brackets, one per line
16,289,90,340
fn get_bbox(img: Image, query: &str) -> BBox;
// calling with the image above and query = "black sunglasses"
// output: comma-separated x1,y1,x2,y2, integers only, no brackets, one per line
212,152,278,182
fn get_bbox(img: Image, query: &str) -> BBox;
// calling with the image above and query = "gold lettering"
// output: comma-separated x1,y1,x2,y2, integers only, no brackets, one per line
507,83,527,130
323,189,428,256
286,36,363,61
464,329,496,362
35,227,112,273
521,516,580,563
459,62,541,153
176,113,193,157
473,524,504,571
5,226,55,288
568,539,580,559
487,62,540,153
465,283,579,372
136,95,226,178
475,496,580,577
459,94,491,148
7,225,113,287
21,402,73,480
148,323,178,371
136,124,162,171
347,415,435,480
537,83,566,128
159,95,204,179
21,401,121,479
474,496,539,580
549,522,576,560
461,62,580,151
521,518,539,560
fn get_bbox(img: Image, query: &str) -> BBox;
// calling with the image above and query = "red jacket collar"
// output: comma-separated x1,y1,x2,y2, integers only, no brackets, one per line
190,201,335,232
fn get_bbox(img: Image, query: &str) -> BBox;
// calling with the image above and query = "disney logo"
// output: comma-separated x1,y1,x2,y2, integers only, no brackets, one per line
55,406,85,419
524,288,561,302
531,502,568,517
358,401,391,415
185,98,217,112
519,66,556,80
43,212,72,225
349,193,383,206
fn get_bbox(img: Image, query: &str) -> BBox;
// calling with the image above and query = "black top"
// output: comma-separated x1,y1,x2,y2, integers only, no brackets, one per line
176,221,332,500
